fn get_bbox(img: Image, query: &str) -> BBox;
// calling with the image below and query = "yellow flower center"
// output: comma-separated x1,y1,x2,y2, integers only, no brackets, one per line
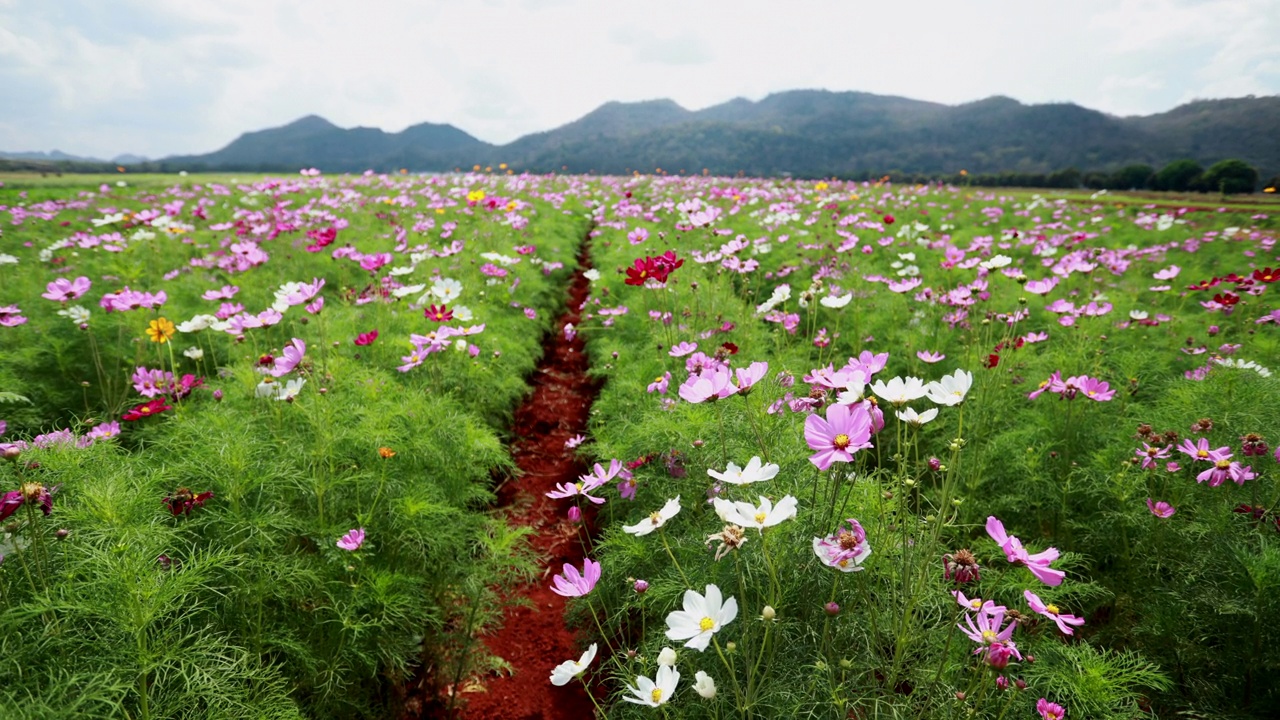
574,482,583,492
651,688,663,703
654,376,665,384
970,599,982,609
1216,459,1231,469
754,512,767,524
699,617,715,632
649,511,662,524
981,630,997,644
1197,449,1208,458
833,433,851,450
1045,604,1061,616
837,559,849,567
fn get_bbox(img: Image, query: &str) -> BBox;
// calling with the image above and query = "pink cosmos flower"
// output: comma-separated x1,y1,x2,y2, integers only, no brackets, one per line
669,341,697,357
812,518,872,571
648,372,671,394
1146,498,1175,518
201,285,239,301
550,558,600,597
42,276,91,302
959,604,1021,668
337,528,365,551
804,402,874,470
354,330,378,346
1135,443,1171,470
1176,438,1230,463
733,361,769,394
1036,698,1066,720
986,516,1065,586
565,434,586,449
269,338,306,377
953,591,1003,615
916,350,945,363
1025,277,1059,295
1078,376,1114,401
0,305,27,327
1024,590,1085,635
679,367,737,403
1197,458,1254,487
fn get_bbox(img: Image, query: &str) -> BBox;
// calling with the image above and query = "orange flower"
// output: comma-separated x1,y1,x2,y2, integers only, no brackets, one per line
378,447,396,459
146,317,175,344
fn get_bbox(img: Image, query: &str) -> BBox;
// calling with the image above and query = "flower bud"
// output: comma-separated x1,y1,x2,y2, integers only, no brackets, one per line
996,676,1009,691
633,579,649,594
55,528,70,540
824,602,840,616
1015,678,1027,691
693,670,716,699
928,457,941,471
212,389,224,402
725,642,737,653
566,506,582,524
657,647,677,667
761,605,776,621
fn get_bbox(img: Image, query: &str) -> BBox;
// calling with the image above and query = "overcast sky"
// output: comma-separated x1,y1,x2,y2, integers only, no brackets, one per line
2,0,1277,159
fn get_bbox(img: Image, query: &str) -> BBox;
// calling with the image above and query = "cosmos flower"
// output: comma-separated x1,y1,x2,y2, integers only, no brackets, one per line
665,584,738,651
146,317,176,344
622,497,681,536
1024,590,1085,635
549,643,597,686
337,528,366,551
813,518,872,572
706,457,779,485
623,665,680,707
42,276,91,302
550,558,601,598
986,516,1065,586
804,402,874,470
712,495,798,533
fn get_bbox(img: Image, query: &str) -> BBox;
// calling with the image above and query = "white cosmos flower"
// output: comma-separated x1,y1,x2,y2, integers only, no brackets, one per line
623,497,681,536
549,643,597,686
583,268,601,282
712,495,798,533
820,293,853,309
387,265,417,276
274,378,306,401
623,665,680,707
755,284,791,314
451,305,474,321
182,346,204,360
707,457,779,485
430,278,463,302
694,671,717,699
871,376,928,407
923,369,973,407
665,584,738,651
980,254,1012,270
895,407,938,427
1129,310,1149,320
177,314,219,333
0,253,18,264
392,283,426,299
91,212,125,227
657,647,678,667
58,305,91,324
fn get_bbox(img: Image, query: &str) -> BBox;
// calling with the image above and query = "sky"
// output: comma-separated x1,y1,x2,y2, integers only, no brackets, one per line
1,0,1278,160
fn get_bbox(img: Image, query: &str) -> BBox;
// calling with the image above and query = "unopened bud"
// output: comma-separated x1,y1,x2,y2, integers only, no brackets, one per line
761,605,776,621
824,602,840,616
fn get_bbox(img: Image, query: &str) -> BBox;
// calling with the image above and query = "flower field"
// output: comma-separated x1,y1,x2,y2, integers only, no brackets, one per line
1,172,1279,719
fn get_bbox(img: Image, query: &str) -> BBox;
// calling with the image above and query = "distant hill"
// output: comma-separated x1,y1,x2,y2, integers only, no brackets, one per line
18,91,1280,179
160,115,486,173
0,149,103,163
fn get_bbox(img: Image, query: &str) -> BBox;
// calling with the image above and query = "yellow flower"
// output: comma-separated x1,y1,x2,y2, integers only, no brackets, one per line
466,189,486,204
435,207,446,214
814,181,829,191
146,317,176,344
378,447,396,459
499,163,508,170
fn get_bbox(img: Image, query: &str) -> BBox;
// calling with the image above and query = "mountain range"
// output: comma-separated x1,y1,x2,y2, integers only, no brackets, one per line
11,90,1280,179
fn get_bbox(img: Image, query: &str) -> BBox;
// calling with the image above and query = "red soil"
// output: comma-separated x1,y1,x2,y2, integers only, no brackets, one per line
451,240,603,719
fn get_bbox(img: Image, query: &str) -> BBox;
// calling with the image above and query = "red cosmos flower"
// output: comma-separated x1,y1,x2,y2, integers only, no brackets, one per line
354,330,379,346
624,256,660,286
257,354,275,367
983,354,1000,369
1253,267,1280,284
123,398,173,421
1188,278,1222,291
424,304,453,322
1213,292,1240,306
720,342,739,356
163,487,215,516
883,214,895,225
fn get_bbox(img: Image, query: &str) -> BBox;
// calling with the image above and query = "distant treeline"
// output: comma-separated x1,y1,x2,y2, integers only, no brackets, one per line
3,156,1274,195
828,158,1274,194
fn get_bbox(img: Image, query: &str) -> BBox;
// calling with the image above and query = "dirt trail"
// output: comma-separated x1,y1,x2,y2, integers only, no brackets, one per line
452,234,603,719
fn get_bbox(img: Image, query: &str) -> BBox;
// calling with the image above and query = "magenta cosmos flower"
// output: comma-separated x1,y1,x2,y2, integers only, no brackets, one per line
804,402,873,470
1037,698,1066,720
269,338,306,377
42,276,91,302
1135,443,1171,470
1146,498,1176,518
679,366,737,403
1176,438,1230,462
986,516,1065,586
1024,590,1085,635
550,558,600,597
337,528,365,551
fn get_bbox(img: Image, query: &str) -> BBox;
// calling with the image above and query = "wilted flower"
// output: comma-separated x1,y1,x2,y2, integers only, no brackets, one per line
943,549,981,583
162,487,214,516
706,524,747,561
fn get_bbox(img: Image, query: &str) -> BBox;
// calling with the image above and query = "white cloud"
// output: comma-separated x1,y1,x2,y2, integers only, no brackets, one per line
0,0,1276,158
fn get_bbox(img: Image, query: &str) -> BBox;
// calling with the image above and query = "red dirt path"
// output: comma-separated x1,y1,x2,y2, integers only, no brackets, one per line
452,239,603,719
